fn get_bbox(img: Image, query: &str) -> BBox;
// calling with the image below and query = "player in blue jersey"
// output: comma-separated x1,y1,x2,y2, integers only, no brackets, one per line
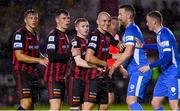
138,11,180,110
109,5,152,110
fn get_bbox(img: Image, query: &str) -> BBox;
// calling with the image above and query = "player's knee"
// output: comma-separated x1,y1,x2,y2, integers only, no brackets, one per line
50,100,61,110
82,102,94,110
126,97,136,105
20,99,32,109
169,101,179,110
151,99,161,108
108,96,114,106
99,104,108,110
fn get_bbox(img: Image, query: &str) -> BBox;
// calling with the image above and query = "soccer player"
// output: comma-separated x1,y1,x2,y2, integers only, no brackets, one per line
44,9,71,110
138,11,180,110
83,12,123,110
12,9,49,110
107,16,128,108
67,18,97,110
109,5,152,110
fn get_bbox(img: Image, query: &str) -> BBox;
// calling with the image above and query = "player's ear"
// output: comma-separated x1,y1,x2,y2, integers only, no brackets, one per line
75,26,78,31
55,17,59,23
96,19,99,25
24,18,27,24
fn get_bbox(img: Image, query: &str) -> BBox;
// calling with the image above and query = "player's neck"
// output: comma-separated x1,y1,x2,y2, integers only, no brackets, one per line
77,33,86,39
154,25,163,33
56,26,66,32
125,21,133,27
25,25,35,33
108,30,116,37
97,27,106,34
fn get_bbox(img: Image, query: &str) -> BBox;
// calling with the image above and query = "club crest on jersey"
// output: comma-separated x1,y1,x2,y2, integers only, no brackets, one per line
47,44,55,49
48,36,55,42
91,36,97,41
15,34,21,40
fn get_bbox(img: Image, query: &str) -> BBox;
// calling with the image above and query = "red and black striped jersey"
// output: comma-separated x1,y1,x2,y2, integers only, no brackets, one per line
12,27,39,74
44,28,71,82
68,36,88,79
87,29,118,79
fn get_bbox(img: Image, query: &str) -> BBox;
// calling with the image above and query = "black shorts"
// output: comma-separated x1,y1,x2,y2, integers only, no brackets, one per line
107,76,114,93
67,76,85,107
47,81,65,100
14,70,38,100
84,77,108,104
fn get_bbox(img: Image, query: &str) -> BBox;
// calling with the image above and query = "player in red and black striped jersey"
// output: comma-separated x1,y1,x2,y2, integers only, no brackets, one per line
83,12,124,110
67,18,98,110
12,9,49,110
44,9,71,110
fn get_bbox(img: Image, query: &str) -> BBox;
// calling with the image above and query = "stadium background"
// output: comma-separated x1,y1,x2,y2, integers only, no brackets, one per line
0,0,180,110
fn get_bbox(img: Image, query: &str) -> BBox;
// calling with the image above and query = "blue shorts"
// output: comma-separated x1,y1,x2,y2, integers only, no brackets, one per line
127,70,152,100
153,74,180,100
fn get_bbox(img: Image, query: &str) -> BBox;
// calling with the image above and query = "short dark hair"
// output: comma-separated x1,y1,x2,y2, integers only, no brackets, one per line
119,4,135,18
147,10,163,23
24,9,38,18
75,18,88,27
55,9,69,18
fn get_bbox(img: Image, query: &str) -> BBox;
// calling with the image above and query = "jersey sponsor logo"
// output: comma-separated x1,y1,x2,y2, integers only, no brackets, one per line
48,36,55,42
47,44,55,49
88,42,96,48
161,41,169,47
126,36,134,41
102,48,109,52
13,42,22,48
72,41,77,47
62,45,70,49
28,45,39,49
91,36,97,41
15,34,21,40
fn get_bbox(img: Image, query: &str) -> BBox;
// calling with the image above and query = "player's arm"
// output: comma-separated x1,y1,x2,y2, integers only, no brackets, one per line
46,35,71,62
85,35,107,67
71,40,94,68
13,33,48,66
139,34,172,73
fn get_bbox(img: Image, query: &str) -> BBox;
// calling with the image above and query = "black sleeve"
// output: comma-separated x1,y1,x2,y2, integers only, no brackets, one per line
87,34,99,52
46,34,71,62
71,38,81,48
13,32,25,50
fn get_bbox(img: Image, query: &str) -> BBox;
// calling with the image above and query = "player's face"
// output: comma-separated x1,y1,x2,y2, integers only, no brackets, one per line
146,16,155,31
76,21,89,37
24,13,38,29
118,9,127,26
109,19,120,32
97,15,111,31
56,14,70,29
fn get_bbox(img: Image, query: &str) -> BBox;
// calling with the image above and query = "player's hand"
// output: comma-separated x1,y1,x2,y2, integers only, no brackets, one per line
119,43,126,52
138,65,150,73
109,66,115,78
119,66,128,79
38,58,49,67
135,37,143,48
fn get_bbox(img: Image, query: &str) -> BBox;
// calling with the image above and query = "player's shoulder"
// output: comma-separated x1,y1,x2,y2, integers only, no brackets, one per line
159,27,173,38
15,27,27,35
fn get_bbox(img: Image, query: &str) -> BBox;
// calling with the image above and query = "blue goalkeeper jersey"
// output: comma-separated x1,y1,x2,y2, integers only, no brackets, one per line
122,22,149,73
156,27,180,76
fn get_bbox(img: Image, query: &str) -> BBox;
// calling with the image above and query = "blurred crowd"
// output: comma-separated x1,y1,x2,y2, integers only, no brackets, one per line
0,0,180,106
